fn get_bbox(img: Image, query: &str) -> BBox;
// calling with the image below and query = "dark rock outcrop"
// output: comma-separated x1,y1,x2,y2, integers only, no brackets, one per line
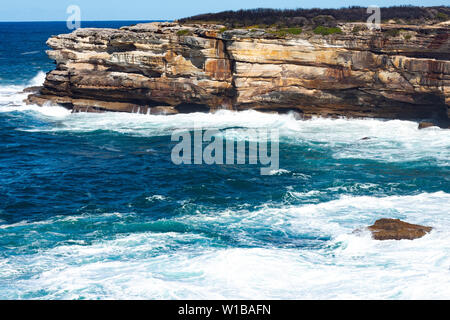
26,22,450,125
368,218,432,240
22,86,42,94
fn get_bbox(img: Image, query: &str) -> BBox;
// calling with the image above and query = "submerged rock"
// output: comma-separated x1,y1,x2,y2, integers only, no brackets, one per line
368,218,432,240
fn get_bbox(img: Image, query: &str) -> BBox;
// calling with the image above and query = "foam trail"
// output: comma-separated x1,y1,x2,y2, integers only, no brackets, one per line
2,73,450,165
17,110,449,164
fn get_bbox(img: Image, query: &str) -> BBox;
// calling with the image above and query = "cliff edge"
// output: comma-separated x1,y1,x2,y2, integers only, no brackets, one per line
26,22,450,126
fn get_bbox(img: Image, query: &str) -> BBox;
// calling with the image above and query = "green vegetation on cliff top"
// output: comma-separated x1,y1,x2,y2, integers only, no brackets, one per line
179,6,450,28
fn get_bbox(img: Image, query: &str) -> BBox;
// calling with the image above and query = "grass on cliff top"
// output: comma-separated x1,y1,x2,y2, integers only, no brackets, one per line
176,29,191,36
437,12,449,21
313,26,343,36
218,25,303,37
383,28,400,37
267,27,303,37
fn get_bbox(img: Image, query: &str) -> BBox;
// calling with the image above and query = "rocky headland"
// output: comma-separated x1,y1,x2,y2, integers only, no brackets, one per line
26,21,450,126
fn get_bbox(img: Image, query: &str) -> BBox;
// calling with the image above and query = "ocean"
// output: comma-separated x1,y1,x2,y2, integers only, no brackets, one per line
0,21,449,300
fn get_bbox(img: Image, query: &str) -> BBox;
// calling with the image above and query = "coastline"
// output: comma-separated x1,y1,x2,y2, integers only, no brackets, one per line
0,18,449,299
26,21,450,128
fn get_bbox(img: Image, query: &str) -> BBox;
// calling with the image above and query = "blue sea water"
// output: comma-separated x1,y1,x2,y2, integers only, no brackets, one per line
0,22,449,300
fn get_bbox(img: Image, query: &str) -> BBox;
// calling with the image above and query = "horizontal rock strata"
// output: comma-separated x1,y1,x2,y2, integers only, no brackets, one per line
26,22,450,125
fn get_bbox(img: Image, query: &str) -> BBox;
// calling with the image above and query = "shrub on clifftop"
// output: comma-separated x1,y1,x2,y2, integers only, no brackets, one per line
313,26,343,35
179,6,450,28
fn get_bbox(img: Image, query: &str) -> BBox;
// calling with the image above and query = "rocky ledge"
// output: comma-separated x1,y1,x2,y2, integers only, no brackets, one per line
26,22,450,126
368,218,432,240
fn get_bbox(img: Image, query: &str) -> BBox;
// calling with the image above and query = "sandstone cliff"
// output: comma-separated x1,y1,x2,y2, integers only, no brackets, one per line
27,22,450,126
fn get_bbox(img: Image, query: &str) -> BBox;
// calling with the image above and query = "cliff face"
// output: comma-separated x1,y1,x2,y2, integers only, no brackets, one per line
27,22,450,125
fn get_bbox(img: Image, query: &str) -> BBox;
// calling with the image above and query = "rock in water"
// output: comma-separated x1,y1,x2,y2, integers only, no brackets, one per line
418,121,436,129
368,218,432,240
21,86,42,93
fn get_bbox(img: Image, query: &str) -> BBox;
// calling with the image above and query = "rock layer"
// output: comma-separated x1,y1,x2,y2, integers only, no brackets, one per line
368,218,432,240
27,22,450,125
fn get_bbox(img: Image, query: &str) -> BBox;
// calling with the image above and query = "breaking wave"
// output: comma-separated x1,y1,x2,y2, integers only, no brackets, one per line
0,192,449,299
1,72,449,300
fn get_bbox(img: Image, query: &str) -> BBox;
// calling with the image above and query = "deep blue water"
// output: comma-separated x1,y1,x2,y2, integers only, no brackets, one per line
0,22,449,299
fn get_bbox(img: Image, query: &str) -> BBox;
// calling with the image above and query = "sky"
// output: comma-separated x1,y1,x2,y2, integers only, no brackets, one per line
0,0,447,21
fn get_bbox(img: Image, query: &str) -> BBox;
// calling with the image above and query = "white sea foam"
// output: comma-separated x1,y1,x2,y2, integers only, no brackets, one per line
0,72,70,118
175,191,450,243
1,73,449,164
285,189,324,201
268,169,291,176
1,192,449,299
146,195,168,202
1,74,449,299
0,211,126,230
0,85,27,105
0,103,71,117
17,115,450,167
28,71,47,87
20,51,40,56
15,112,450,164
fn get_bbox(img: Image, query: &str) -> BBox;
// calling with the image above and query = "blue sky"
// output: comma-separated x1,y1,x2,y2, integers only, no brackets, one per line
0,0,447,21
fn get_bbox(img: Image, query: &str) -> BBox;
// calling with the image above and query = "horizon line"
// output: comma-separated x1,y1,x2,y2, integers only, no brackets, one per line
0,19,172,23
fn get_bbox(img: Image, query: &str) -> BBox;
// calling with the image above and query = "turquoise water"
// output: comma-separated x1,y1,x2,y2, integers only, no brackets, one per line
0,22,449,300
